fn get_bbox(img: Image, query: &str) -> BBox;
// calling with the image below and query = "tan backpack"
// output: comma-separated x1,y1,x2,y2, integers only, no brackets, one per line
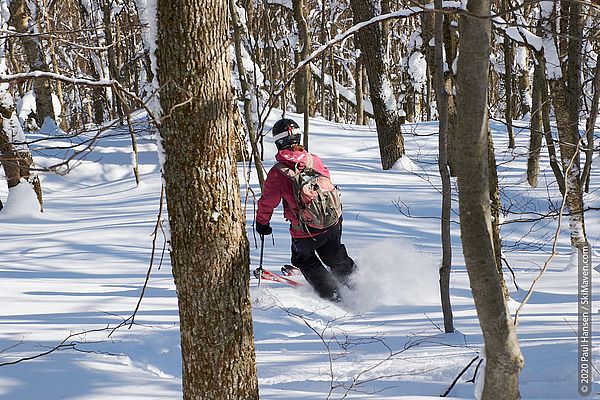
276,154,343,231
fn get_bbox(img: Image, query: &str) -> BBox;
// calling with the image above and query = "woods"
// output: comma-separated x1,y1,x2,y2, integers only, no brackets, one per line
0,0,598,398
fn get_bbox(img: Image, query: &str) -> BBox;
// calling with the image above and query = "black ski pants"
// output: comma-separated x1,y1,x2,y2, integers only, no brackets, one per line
291,219,356,300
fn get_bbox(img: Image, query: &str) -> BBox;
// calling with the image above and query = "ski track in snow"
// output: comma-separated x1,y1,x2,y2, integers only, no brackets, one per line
0,111,599,399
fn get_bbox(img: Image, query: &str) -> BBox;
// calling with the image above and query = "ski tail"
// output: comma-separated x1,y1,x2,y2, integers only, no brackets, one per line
254,268,303,287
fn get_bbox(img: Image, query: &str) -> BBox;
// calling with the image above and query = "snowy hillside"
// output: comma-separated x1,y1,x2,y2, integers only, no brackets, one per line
0,112,598,399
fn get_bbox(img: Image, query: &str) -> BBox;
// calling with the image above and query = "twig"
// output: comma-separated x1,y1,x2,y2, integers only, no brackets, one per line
0,326,113,367
466,358,484,383
109,185,166,336
441,355,480,397
501,256,521,291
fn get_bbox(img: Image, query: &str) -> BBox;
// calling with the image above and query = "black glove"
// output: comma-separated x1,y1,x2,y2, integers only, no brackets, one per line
256,221,272,236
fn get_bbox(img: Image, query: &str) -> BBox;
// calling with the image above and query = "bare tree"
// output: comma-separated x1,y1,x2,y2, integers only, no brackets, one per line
156,0,259,398
454,0,523,397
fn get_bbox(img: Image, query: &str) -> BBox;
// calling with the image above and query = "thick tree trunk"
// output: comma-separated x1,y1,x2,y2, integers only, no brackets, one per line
156,0,259,398
454,1,523,398
350,0,404,170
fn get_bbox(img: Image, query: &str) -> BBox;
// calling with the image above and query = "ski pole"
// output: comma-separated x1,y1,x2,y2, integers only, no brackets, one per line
257,234,265,288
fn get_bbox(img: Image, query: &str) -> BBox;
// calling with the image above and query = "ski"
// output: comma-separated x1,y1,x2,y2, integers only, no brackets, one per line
281,264,302,276
253,268,303,287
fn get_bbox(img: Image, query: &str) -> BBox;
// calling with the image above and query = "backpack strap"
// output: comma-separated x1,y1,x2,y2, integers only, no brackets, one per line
303,153,314,171
274,153,314,178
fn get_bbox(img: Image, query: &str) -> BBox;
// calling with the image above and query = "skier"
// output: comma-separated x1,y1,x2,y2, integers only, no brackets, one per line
255,118,357,301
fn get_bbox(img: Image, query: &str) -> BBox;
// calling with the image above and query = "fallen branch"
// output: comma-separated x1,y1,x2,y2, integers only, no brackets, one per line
441,355,480,397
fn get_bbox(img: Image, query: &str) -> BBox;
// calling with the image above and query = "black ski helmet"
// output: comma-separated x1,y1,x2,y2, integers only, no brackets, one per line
272,118,301,150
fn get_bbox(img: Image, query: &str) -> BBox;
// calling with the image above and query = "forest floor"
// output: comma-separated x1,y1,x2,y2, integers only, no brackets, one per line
0,111,599,399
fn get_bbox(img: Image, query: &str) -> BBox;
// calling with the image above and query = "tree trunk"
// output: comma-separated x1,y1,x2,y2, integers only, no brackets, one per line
517,48,531,118
581,54,600,192
0,101,43,209
292,0,311,149
548,0,587,248
330,47,340,122
229,0,265,188
355,54,365,125
44,0,65,129
503,29,515,148
444,14,459,176
538,49,565,195
433,0,453,333
488,128,508,300
319,0,327,118
156,0,259,398
527,43,544,188
454,1,523,397
350,0,404,170
102,0,123,119
9,0,55,128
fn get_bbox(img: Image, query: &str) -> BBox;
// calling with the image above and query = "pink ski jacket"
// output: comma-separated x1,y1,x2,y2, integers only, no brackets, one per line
256,147,332,238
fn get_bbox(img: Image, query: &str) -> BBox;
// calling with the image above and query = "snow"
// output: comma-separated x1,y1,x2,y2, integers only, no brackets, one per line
542,36,562,80
0,179,42,217
134,0,160,117
16,90,63,125
408,51,427,92
0,111,599,399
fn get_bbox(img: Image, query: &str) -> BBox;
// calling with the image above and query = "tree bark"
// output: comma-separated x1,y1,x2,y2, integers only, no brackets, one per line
156,0,259,398
488,127,508,300
548,0,587,248
292,0,311,149
454,1,523,397
581,54,600,192
503,28,515,148
9,0,55,128
433,0,453,333
229,0,265,188
527,41,544,188
355,54,365,125
102,0,123,119
0,101,43,209
350,0,404,170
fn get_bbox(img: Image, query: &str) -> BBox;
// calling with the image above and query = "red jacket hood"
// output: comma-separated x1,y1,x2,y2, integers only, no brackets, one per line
275,148,311,169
